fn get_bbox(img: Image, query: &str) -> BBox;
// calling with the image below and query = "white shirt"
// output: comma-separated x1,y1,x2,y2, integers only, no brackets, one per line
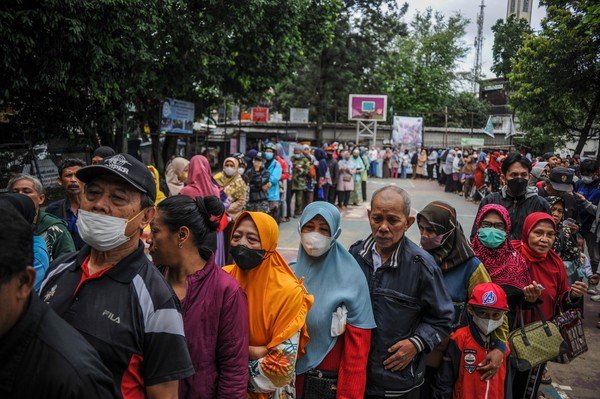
372,245,383,271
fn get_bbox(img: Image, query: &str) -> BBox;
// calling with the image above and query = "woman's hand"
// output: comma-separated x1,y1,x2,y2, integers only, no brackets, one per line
523,280,543,302
249,345,268,360
570,281,587,298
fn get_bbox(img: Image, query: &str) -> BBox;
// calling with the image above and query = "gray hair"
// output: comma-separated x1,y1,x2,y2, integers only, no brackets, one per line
7,174,45,195
371,185,411,217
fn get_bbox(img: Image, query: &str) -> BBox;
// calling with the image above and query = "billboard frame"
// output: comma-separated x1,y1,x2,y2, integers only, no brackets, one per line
348,94,388,122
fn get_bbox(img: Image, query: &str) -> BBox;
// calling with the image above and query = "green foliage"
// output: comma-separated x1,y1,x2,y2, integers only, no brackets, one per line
508,0,600,154
491,15,533,78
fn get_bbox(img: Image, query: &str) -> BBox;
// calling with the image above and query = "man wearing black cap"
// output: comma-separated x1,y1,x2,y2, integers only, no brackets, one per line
92,145,116,165
538,166,578,221
40,154,193,399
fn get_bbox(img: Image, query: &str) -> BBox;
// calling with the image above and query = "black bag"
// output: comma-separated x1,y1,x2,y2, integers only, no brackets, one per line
303,369,338,399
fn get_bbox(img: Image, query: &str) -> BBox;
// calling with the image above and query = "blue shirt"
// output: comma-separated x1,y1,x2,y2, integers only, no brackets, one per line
266,160,282,201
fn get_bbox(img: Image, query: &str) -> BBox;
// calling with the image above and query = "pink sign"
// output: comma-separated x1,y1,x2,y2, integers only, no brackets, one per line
348,94,387,121
251,107,269,122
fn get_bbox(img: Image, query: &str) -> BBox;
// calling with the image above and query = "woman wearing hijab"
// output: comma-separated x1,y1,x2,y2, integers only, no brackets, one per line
474,152,487,200
224,212,313,399
215,157,248,221
417,201,508,393
443,150,455,193
349,149,365,206
291,202,376,398
165,157,189,196
314,148,330,202
486,151,502,193
510,212,587,399
336,151,356,209
547,196,581,283
148,195,249,399
0,193,49,293
416,148,427,178
472,204,542,326
460,153,477,199
147,165,167,203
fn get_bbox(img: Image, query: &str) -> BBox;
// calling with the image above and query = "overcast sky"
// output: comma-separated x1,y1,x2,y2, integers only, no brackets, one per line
403,0,546,78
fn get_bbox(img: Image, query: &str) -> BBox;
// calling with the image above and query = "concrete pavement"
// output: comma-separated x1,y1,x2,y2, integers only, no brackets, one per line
277,177,598,399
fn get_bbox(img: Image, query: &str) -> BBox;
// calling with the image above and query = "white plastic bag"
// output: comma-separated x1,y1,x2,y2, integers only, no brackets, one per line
330,304,348,337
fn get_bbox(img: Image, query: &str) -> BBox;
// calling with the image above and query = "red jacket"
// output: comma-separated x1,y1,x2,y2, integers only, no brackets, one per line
434,323,509,399
276,156,290,181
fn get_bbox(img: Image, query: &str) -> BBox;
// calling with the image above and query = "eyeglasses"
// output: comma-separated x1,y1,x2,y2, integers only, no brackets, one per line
480,221,506,231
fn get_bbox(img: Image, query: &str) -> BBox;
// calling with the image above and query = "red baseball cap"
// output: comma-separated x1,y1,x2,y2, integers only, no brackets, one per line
468,282,509,311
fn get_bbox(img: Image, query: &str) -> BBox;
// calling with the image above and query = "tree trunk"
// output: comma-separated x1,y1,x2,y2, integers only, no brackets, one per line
162,136,178,165
573,129,589,155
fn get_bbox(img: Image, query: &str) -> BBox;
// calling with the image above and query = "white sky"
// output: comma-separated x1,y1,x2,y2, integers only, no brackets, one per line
403,0,546,78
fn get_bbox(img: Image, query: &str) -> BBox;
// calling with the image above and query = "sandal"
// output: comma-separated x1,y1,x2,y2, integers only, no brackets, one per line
541,370,552,384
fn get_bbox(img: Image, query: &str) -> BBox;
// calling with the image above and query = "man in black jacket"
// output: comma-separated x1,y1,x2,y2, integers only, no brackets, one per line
349,186,454,398
0,206,115,399
470,152,551,240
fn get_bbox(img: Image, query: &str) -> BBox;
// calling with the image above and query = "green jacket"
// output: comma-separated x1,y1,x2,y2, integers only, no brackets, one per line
291,155,310,191
35,211,76,262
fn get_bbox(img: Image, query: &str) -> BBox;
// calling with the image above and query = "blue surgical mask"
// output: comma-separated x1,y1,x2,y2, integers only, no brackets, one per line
265,152,274,161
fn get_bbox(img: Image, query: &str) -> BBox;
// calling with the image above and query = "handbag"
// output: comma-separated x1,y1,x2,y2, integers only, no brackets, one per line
508,304,568,372
303,369,338,399
342,174,352,182
552,308,588,363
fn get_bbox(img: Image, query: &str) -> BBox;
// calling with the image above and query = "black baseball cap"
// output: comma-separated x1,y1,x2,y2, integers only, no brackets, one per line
549,166,573,192
76,153,157,203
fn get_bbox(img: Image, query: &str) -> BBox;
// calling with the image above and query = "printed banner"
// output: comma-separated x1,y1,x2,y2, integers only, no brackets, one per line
160,98,195,135
391,116,423,149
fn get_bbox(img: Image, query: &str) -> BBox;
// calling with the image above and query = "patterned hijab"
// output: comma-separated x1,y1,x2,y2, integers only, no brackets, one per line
417,201,474,272
472,204,531,289
217,157,240,188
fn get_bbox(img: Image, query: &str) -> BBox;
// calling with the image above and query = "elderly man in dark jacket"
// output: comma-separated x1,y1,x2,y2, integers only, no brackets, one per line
470,152,551,240
349,186,454,399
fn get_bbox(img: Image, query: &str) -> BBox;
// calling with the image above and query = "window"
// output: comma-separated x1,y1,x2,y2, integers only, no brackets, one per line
509,0,516,13
523,0,530,12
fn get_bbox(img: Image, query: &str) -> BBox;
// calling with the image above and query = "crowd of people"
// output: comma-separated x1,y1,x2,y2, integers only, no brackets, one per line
1,141,599,399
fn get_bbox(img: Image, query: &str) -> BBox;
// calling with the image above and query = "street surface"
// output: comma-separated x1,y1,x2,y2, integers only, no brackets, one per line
277,177,599,399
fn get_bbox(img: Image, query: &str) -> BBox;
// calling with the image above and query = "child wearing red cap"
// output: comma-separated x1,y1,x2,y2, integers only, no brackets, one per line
433,282,510,399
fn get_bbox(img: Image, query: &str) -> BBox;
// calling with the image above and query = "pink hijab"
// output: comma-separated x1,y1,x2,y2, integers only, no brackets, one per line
472,204,531,289
180,155,220,198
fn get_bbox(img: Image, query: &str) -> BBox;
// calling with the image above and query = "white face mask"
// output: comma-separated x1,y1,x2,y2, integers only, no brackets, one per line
301,232,332,258
223,167,236,177
238,167,245,175
76,209,141,251
472,314,504,336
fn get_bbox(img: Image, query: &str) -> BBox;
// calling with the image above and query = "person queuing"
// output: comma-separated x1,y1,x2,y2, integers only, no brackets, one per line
472,152,551,241
427,148,438,180
349,186,454,399
510,212,587,398
275,143,291,222
148,195,249,399
337,150,356,209
547,196,582,283
0,193,49,294
165,156,190,196
538,166,578,221
263,143,283,222
575,159,600,275
314,148,331,202
45,158,87,249
349,148,365,206
224,212,313,398
91,146,116,165
292,202,376,398
291,145,310,217
214,156,248,221
326,146,339,205
0,205,117,399
8,173,76,261
39,153,194,399
433,283,511,399
244,152,271,213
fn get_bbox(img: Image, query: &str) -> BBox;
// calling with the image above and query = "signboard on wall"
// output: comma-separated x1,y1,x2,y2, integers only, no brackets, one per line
348,94,387,121
290,108,309,123
160,98,195,135
251,107,269,122
461,138,485,147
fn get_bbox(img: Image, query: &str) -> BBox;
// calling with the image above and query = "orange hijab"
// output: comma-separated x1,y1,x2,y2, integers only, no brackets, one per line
224,211,313,353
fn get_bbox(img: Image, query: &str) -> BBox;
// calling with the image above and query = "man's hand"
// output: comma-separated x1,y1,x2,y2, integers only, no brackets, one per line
477,348,503,381
383,339,418,372
249,346,268,360
523,280,543,302
570,281,588,298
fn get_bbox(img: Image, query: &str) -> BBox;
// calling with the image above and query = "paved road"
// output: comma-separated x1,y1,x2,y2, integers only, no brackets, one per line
277,177,599,399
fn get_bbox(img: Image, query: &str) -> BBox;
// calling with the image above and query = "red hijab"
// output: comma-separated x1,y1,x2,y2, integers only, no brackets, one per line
487,151,502,174
472,204,531,289
180,155,221,198
511,212,570,321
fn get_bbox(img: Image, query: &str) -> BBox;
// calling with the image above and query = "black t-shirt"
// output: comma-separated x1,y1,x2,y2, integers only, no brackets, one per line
40,243,194,399
0,295,116,399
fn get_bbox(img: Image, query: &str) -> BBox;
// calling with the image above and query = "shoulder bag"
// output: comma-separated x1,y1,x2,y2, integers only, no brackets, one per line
552,306,587,364
508,304,568,372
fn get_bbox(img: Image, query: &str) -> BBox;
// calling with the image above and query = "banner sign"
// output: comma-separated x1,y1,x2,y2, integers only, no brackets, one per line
461,138,485,147
251,107,269,122
348,94,387,121
391,116,423,149
160,98,195,135
290,108,309,123
22,159,59,188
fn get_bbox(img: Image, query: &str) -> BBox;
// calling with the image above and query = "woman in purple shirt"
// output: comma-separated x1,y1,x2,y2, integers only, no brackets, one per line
148,195,249,399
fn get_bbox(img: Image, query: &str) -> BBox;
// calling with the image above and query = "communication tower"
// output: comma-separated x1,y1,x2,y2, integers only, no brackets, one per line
473,0,485,94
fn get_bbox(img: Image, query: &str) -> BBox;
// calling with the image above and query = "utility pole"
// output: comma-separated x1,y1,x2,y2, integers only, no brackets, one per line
444,106,449,147
473,0,485,94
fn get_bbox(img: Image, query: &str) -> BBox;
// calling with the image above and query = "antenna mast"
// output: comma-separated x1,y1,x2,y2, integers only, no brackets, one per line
473,0,485,94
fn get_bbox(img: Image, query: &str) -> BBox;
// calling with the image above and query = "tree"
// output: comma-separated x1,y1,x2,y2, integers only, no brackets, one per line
490,15,533,79
508,0,600,155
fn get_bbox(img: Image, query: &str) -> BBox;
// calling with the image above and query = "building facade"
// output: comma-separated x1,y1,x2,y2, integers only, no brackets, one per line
507,0,533,23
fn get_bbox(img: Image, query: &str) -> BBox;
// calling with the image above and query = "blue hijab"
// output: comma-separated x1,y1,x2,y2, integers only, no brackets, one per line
291,202,376,374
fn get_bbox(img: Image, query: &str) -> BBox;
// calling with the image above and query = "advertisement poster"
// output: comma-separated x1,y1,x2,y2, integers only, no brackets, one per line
290,108,309,123
391,116,423,149
160,98,195,135
348,94,387,121
251,107,269,122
